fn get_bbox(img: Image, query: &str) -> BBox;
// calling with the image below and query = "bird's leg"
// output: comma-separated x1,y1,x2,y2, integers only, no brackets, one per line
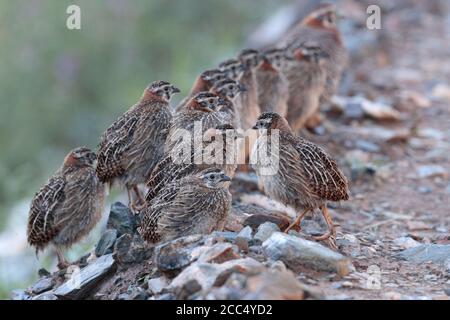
133,186,145,206
313,205,336,242
126,186,134,209
55,248,69,270
284,209,310,233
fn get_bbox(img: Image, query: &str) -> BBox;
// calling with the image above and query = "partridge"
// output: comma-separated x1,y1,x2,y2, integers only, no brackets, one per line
146,123,240,203
255,47,290,117
251,112,349,248
284,42,329,133
210,78,246,128
27,147,104,268
140,168,232,243
279,3,347,102
96,81,179,211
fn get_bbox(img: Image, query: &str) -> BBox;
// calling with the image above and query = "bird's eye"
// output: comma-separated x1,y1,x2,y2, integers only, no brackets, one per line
228,85,233,90
209,175,215,180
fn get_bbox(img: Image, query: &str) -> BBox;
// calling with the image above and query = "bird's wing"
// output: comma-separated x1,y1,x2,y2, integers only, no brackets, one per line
294,139,349,201
96,106,141,182
27,175,66,249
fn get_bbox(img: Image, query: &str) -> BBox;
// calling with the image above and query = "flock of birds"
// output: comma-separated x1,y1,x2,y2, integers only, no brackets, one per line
27,3,350,268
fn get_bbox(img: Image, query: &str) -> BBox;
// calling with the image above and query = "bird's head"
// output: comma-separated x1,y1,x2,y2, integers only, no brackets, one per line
204,124,243,142
198,168,231,189
188,92,222,113
145,80,180,102
211,79,246,100
64,147,97,168
302,3,337,29
219,58,245,80
253,112,292,133
262,47,293,71
238,49,262,71
200,69,228,83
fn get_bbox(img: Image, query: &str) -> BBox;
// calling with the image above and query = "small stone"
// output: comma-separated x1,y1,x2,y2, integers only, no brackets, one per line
262,232,352,276
32,292,58,300
210,231,237,242
30,277,54,294
237,226,253,241
107,202,138,236
393,236,420,249
10,290,30,300
234,237,249,253
95,229,118,257
355,140,380,153
407,221,432,231
398,244,450,266
175,279,202,299
114,234,153,265
53,254,116,299
154,234,205,273
148,277,169,295
243,213,290,231
254,222,280,244
417,186,432,194
416,165,447,179
198,243,240,264
244,270,304,300
383,291,402,300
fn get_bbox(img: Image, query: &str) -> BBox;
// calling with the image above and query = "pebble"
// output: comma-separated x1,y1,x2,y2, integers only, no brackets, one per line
253,222,280,244
95,229,118,257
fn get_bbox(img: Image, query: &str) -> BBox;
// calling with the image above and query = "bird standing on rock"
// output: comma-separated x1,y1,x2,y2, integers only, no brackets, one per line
27,147,105,269
284,42,329,133
96,81,179,211
140,168,232,243
251,112,349,249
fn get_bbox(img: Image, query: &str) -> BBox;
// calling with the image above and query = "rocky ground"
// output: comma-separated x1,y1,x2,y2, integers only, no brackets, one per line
12,0,450,300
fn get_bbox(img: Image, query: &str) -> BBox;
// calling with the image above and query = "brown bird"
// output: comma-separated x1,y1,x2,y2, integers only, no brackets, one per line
165,92,235,153
255,47,290,117
218,58,245,81
139,167,232,243
27,147,105,268
284,42,329,133
96,81,179,211
251,112,349,248
175,69,227,112
210,78,246,128
235,49,262,130
279,3,347,102
146,123,240,203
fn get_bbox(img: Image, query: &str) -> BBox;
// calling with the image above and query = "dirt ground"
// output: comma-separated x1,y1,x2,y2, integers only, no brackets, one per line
283,0,450,299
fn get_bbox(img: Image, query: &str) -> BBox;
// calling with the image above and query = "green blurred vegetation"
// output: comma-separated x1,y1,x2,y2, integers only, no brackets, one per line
0,0,291,230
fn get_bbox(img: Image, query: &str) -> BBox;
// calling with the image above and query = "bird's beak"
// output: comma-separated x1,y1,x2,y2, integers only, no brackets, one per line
252,124,258,129
220,174,231,182
172,86,181,94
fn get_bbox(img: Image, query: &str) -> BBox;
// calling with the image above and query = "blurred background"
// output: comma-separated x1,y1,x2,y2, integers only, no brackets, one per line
0,0,294,297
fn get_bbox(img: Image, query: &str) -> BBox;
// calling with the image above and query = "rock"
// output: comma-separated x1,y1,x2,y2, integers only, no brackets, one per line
431,83,450,102
445,288,450,296
169,258,265,292
198,243,240,264
128,287,149,300
148,277,169,295
331,96,401,121
393,236,420,249
107,202,138,236
407,221,432,231
30,277,54,294
114,234,153,266
354,139,380,153
417,186,432,194
10,289,30,300
397,90,431,109
210,231,238,242
416,165,447,179
154,234,206,273
236,226,253,241
95,229,118,257
243,270,304,300
243,212,290,231
234,237,249,253
254,222,280,244
398,244,450,266
53,254,116,299
262,232,352,276
32,292,58,300
175,279,202,300
383,291,403,300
